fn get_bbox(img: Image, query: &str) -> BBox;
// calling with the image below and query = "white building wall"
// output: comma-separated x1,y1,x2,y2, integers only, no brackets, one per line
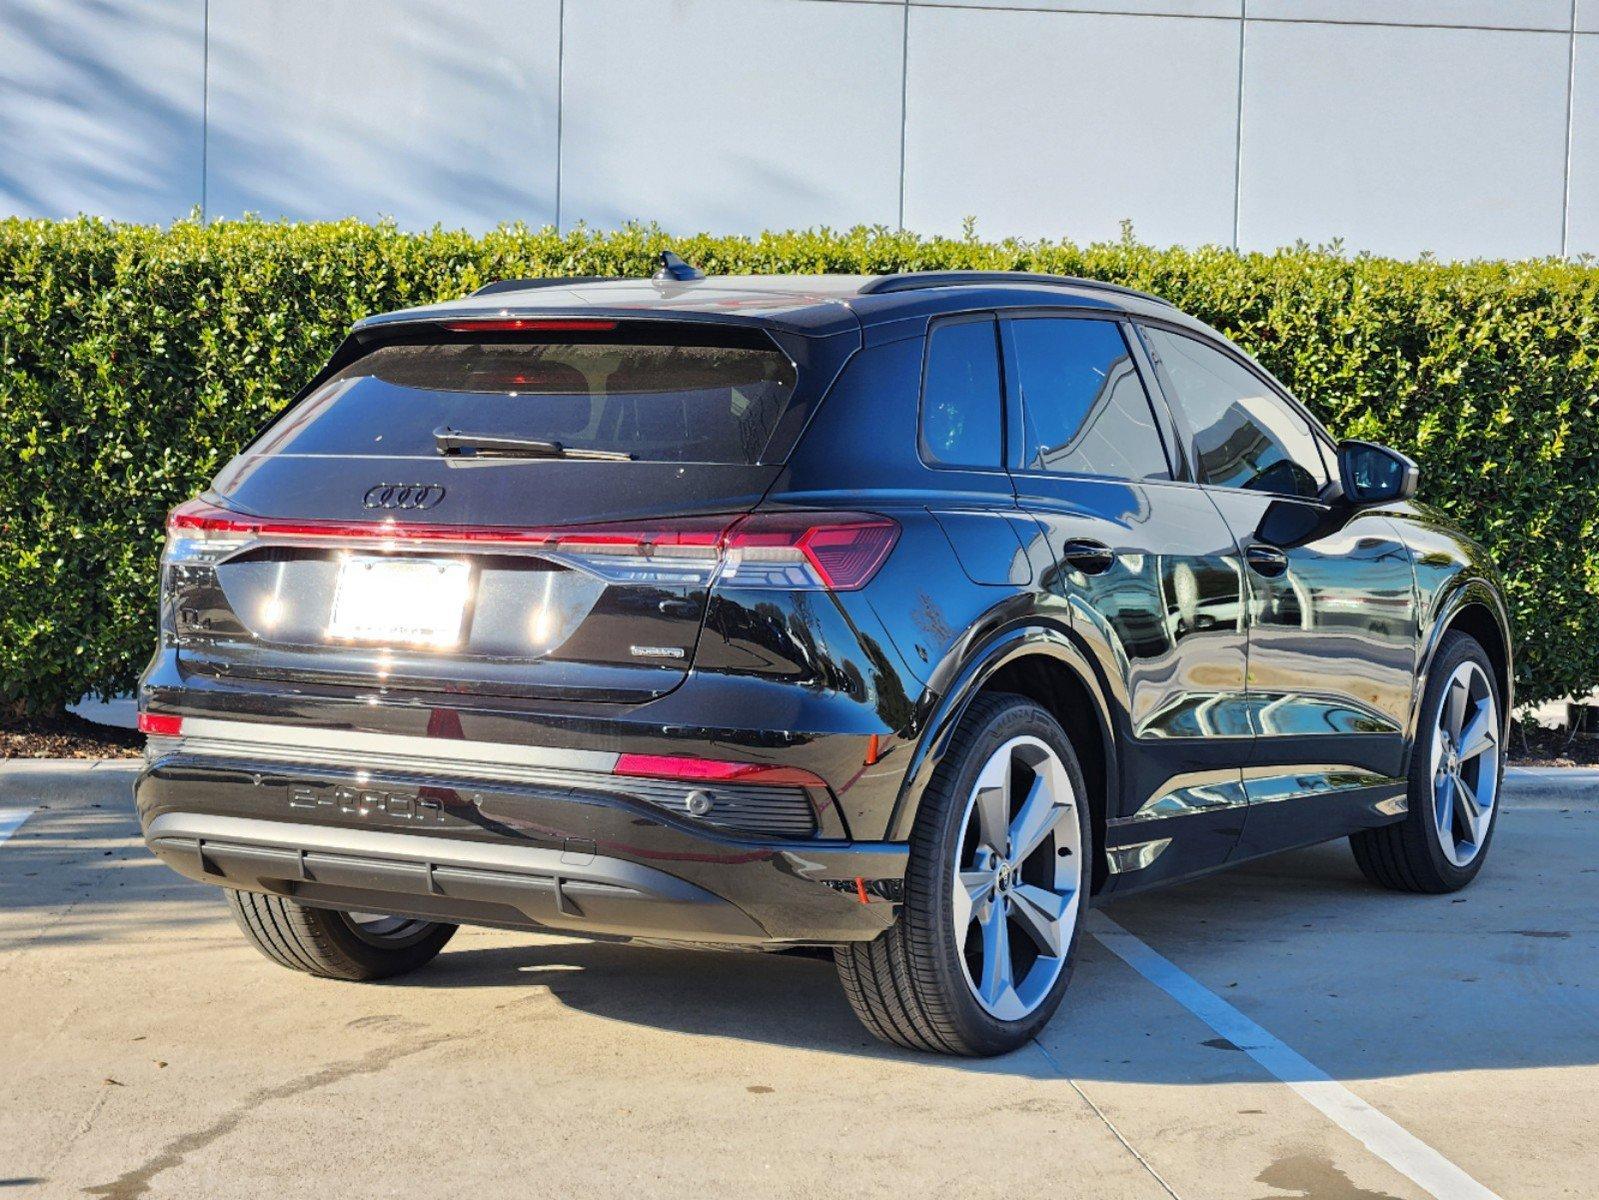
1,0,1593,259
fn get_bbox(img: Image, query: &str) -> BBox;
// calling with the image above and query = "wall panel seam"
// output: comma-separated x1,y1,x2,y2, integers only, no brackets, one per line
898,0,910,229
1561,0,1577,256
1232,2,1245,249
201,0,210,221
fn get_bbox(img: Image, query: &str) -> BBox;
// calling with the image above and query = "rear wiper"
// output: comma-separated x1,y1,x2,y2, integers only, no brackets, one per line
432,426,634,461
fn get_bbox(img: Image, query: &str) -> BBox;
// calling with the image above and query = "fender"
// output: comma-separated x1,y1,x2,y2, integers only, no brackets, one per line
1405,574,1515,759
884,620,1120,843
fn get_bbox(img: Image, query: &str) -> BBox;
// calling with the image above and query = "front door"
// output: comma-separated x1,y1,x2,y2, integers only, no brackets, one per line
1000,313,1252,890
1137,324,1419,858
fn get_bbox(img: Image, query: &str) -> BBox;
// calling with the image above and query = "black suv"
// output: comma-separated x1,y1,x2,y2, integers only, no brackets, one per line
137,265,1510,1056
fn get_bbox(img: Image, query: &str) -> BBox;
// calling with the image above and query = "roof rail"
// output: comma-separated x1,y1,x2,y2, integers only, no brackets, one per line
855,270,1171,307
470,275,619,298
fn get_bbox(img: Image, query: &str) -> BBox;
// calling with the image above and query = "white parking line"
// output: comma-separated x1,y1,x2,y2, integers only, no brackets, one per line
1088,912,1503,1200
0,806,38,847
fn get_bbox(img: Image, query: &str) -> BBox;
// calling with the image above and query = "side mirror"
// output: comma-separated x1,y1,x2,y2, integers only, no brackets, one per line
1337,439,1419,505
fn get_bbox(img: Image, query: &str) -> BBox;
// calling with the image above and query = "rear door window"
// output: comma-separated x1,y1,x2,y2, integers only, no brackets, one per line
919,316,1004,469
1006,316,1171,481
254,329,798,465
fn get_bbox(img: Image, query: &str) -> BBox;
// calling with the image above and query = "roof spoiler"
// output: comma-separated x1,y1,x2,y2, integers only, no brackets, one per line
470,276,617,297
471,253,705,297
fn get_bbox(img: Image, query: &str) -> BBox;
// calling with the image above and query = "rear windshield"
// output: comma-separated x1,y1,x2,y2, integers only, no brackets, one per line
254,332,798,465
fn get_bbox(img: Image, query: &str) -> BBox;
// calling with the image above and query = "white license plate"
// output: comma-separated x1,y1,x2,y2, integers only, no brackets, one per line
327,556,470,648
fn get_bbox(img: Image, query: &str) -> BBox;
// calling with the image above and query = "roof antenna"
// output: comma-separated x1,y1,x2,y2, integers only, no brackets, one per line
653,251,704,282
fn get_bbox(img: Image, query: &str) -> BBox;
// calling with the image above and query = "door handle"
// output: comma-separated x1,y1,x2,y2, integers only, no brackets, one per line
1060,538,1115,575
1245,544,1289,577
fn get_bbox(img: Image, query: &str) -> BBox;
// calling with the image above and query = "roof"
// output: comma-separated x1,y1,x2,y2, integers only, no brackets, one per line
355,271,1195,339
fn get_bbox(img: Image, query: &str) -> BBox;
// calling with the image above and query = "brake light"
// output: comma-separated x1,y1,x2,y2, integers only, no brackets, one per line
614,753,826,788
163,502,898,590
440,318,618,333
138,713,182,737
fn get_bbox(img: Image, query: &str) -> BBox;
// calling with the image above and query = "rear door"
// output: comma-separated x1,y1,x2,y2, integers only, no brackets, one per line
1135,324,1419,857
1000,313,1252,889
167,319,817,704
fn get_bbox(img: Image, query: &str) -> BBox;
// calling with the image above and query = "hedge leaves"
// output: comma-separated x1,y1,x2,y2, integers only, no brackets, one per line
1,217,1595,712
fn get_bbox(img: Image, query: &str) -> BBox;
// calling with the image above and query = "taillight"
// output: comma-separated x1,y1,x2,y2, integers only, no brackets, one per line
161,501,898,591
164,498,256,565
721,513,899,591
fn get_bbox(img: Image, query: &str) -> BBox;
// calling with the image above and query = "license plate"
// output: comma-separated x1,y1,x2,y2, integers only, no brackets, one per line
327,556,470,648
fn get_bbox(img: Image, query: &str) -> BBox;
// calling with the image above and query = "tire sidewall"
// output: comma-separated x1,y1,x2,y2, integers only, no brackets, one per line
912,696,1090,1055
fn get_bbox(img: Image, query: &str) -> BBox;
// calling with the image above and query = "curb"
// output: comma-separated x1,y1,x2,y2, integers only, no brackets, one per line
0,758,141,773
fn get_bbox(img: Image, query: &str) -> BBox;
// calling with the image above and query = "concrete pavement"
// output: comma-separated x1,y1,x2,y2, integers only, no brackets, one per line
2,762,1594,1199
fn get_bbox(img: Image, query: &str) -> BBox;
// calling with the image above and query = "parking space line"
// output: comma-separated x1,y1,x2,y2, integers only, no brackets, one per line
1088,912,1503,1200
0,806,38,847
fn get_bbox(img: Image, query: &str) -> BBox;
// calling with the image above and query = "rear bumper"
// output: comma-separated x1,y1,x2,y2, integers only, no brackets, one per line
136,739,908,946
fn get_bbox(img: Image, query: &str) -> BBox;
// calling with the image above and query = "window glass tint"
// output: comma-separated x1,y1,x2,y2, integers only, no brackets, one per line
253,335,796,465
920,318,1003,468
1008,317,1170,481
1141,327,1328,499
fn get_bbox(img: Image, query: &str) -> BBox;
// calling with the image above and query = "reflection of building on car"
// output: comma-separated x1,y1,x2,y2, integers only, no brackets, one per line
136,264,1510,1057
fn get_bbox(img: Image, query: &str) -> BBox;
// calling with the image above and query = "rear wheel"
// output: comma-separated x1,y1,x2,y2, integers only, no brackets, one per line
225,889,456,981
1350,631,1503,893
835,694,1089,1056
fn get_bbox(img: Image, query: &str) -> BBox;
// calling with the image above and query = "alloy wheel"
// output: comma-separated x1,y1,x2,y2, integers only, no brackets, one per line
1429,661,1499,868
951,735,1083,1021
342,911,437,946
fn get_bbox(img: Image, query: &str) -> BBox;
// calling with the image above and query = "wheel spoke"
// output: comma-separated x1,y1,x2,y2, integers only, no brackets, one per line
1434,773,1456,833
1444,676,1469,741
1010,883,1068,957
954,870,993,931
1458,701,1496,762
1009,774,1068,865
974,784,1010,856
1454,773,1484,824
978,901,1014,1007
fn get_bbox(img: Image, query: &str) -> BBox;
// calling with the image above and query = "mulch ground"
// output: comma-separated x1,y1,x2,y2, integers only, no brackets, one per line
1,711,143,760
1510,724,1599,768
2,712,1597,767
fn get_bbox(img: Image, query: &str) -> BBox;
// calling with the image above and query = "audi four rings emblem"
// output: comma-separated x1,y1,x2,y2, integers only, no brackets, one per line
362,483,445,511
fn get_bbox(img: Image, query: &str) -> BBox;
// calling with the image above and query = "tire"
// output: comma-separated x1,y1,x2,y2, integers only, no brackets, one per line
1350,631,1504,894
225,889,456,981
835,693,1091,1056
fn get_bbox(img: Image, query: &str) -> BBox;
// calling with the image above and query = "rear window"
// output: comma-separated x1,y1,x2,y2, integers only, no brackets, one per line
254,331,798,465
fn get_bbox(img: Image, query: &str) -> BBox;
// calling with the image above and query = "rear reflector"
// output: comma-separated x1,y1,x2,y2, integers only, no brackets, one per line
164,502,899,591
138,713,183,737
613,753,826,789
440,318,618,333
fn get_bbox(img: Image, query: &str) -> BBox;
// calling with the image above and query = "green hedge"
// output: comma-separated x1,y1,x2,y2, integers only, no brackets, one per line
2,217,1596,713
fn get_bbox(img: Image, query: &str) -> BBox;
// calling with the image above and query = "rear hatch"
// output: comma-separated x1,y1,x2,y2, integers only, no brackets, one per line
164,318,810,703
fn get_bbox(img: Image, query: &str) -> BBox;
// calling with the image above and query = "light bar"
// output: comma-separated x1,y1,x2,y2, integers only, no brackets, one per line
164,502,899,591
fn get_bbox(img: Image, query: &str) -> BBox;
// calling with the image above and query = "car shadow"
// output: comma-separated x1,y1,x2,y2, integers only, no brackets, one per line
373,808,1599,1085
6,768,1595,1087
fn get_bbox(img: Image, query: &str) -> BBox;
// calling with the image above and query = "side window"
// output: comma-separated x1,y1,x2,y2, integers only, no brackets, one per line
1007,317,1171,481
920,317,1003,468
1141,327,1328,500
